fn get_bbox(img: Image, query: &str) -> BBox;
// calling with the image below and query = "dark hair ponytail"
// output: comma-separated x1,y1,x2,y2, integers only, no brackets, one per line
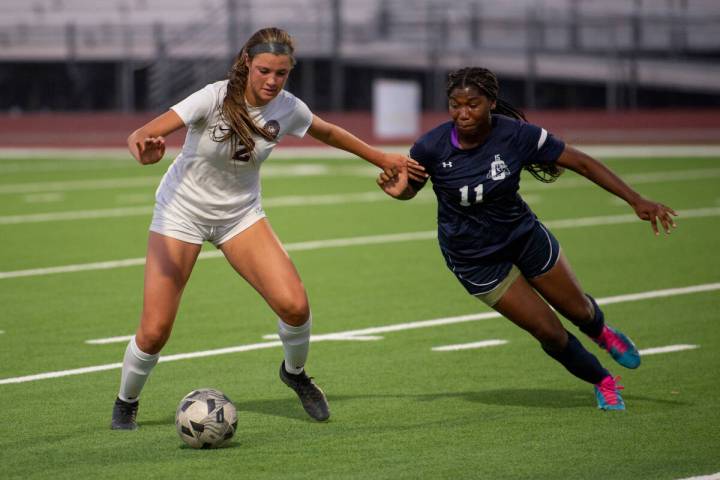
213,27,296,159
447,67,563,183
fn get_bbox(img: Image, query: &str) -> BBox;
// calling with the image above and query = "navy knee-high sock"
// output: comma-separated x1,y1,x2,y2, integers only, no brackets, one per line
542,331,609,384
578,294,605,338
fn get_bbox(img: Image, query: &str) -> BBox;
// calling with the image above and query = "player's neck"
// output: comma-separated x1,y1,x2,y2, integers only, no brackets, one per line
452,124,492,150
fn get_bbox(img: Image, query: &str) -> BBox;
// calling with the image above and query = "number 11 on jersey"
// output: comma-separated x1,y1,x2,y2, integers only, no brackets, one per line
459,184,483,206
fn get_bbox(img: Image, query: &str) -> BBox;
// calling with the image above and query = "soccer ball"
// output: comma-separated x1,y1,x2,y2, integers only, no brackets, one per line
175,388,238,449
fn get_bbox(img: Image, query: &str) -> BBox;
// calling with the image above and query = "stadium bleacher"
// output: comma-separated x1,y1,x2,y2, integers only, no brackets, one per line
1,0,718,112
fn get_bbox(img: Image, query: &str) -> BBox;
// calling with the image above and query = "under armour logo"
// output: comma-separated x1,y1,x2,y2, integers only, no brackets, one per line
442,162,453,168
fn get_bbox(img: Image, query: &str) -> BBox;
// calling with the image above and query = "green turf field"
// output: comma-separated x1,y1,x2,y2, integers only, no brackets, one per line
0,149,718,479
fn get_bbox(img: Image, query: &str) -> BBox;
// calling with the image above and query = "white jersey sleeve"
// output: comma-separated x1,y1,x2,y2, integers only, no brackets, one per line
284,97,313,138
171,85,216,126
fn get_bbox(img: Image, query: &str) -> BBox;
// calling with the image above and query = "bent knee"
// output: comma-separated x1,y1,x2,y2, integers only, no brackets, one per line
565,297,595,323
530,325,567,351
136,324,171,354
275,295,310,326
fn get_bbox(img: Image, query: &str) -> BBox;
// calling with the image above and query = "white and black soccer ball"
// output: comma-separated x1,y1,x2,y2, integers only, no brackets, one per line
175,388,238,449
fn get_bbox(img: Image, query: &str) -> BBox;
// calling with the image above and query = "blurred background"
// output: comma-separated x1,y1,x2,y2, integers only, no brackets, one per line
1,0,719,148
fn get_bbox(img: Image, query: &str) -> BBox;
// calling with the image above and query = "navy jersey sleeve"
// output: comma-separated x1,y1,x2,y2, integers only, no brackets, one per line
408,140,431,191
516,122,565,166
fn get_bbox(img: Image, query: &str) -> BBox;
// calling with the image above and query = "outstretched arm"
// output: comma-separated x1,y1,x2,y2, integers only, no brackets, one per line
556,145,678,235
307,114,422,180
127,110,185,165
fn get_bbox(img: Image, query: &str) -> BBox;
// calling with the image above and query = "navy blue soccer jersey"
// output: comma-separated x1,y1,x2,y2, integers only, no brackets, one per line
410,114,565,260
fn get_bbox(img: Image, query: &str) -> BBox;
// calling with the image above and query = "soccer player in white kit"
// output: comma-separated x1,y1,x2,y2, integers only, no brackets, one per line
111,27,419,428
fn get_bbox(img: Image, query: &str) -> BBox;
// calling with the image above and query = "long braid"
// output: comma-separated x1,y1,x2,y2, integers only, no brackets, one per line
447,67,563,183
494,98,526,122
212,27,296,159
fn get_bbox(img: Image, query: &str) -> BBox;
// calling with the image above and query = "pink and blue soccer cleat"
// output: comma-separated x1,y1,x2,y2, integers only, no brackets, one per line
594,376,625,411
593,325,641,369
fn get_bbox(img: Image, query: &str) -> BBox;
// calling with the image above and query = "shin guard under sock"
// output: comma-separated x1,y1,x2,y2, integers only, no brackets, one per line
542,331,609,384
578,294,605,338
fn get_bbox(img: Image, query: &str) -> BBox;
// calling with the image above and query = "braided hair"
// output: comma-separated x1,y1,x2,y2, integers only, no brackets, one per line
446,67,563,183
213,27,296,160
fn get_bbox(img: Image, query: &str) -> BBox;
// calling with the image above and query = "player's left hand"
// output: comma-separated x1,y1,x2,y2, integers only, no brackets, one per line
632,197,678,235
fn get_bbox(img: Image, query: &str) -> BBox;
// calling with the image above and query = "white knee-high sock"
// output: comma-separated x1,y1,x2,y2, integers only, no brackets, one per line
278,316,311,375
118,336,160,403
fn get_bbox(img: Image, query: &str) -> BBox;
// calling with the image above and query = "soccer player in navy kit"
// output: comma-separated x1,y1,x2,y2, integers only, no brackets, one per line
378,67,678,410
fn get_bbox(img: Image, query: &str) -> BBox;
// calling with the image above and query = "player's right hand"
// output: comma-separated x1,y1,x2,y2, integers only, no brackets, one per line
135,136,166,165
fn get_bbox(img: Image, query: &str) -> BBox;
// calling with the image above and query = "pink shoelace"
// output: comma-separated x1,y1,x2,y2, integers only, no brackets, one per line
598,326,627,354
597,375,624,405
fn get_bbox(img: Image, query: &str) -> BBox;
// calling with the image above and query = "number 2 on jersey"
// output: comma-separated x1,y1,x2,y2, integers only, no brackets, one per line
459,184,483,206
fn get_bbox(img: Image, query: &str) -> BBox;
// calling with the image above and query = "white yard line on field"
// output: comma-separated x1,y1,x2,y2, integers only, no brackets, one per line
432,342,702,355
0,281,717,385
0,230,437,280
4,187,487,225
266,145,720,159
88,332,385,345
432,340,509,351
0,160,131,175
577,145,720,158
521,168,720,192
0,164,716,224
676,473,720,480
23,193,65,203
544,206,720,229
0,148,135,159
0,206,154,224
0,193,390,224
0,164,375,195
261,333,384,341
638,344,699,355
1,163,719,196
0,190,437,225
2,207,720,280
0,190,392,225
0,161,716,225
85,335,134,345
0,177,159,194
593,283,720,305
4,189,534,225
2,145,720,160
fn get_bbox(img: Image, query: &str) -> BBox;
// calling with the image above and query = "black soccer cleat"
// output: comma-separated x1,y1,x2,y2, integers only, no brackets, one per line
111,397,139,430
279,362,330,422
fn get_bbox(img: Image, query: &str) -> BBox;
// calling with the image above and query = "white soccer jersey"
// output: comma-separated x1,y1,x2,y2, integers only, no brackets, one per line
155,80,313,225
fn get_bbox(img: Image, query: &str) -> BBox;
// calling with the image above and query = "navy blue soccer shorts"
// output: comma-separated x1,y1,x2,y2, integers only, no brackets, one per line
440,221,561,301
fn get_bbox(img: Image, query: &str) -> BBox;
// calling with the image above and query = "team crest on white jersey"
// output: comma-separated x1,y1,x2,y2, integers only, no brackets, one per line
263,120,280,139
487,154,510,180
227,119,280,162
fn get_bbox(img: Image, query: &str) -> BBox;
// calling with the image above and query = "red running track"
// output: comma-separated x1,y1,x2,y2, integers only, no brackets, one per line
1,110,718,149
